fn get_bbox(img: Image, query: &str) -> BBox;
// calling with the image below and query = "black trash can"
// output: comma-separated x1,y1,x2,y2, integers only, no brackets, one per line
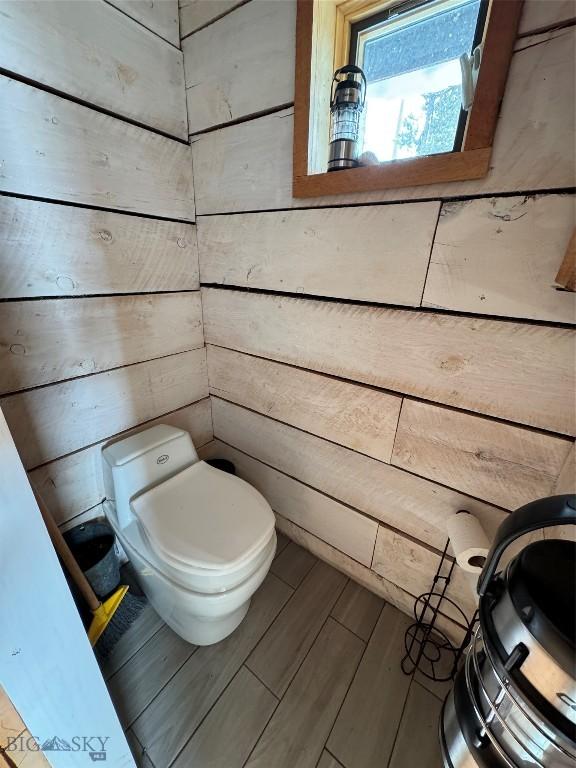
206,458,236,475
64,519,120,599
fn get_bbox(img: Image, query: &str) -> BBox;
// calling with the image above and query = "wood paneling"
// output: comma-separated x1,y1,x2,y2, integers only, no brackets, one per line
519,0,576,34
132,574,293,767
0,292,203,393
275,513,466,644
101,605,164,680
0,687,26,749
207,346,401,463
29,398,213,527
327,605,412,768
295,149,492,199
108,0,180,46
306,0,337,176
245,619,364,768
220,435,474,631
0,1,186,138
271,541,317,588
204,289,574,435
555,443,576,494
179,0,245,38
125,730,155,768
2,734,50,767
210,400,505,551
388,683,443,768
0,197,198,299
460,1,523,153
414,665,454,703
107,624,196,727
183,0,295,134
373,526,477,621
2,348,208,469
171,666,277,768
203,438,378,565
331,580,384,642
392,400,572,511
247,562,347,697
192,107,293,214
556,230,576,291
198,202,440,305
0,76,194,220
274,531,290,558
192,29,575,213
318,752,345,768
423,195,576,323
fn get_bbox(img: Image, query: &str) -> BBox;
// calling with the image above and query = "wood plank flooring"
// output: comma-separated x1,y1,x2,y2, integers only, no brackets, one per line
271,540,317,588
104,535,445,768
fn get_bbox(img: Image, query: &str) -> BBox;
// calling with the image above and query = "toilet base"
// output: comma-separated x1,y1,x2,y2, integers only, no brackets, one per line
123,539,272,646
104,501,276,647
147,592,251,646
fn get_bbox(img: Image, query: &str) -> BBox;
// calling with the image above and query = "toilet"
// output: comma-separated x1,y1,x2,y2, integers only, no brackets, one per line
101,424,276,645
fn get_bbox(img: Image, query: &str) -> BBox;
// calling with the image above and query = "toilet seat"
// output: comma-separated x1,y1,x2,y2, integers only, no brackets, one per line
130,461,275,577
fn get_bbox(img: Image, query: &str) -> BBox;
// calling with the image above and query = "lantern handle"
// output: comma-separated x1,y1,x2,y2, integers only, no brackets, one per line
331,65,367,107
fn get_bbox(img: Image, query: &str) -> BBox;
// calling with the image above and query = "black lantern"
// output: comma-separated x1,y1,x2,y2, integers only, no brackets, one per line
327,65,366,172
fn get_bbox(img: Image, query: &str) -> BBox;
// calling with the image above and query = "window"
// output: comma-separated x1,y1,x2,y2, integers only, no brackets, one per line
349,0,488,163
293,0,523,198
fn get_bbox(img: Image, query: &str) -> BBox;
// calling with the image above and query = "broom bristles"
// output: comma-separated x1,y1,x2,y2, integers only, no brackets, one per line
95,591,147,661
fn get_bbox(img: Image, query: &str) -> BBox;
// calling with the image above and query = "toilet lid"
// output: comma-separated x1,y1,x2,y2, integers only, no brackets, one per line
130,461,275,573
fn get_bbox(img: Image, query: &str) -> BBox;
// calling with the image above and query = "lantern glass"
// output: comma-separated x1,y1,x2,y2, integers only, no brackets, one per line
330,105,362,143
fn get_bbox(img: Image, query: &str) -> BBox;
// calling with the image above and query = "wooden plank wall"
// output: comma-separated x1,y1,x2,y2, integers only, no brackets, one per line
0,685,51,767
0,1,187,137
1,0,210,533
179,0,247,38
182,0,576,630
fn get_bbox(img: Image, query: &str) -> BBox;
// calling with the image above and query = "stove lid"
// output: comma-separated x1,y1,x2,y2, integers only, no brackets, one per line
510,539,576,651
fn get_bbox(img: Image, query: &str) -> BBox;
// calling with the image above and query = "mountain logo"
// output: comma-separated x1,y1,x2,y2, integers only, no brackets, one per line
41,736,72,751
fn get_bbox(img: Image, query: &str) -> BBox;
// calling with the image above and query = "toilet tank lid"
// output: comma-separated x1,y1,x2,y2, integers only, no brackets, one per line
103,425,187,468
130,461,275,572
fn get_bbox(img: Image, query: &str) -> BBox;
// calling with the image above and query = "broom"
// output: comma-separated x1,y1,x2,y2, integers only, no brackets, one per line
34,490,145,658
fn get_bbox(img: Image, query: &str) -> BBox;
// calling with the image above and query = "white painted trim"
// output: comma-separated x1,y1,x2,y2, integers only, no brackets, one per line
0,408,135,767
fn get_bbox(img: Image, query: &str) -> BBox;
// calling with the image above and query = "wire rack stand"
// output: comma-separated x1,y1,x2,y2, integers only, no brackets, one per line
401,538,479,682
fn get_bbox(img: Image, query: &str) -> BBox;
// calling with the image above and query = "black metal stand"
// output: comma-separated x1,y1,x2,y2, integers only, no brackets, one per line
401,538,479,682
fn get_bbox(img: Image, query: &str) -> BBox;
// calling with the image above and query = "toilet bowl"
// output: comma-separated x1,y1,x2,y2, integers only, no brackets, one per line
101,425,276,645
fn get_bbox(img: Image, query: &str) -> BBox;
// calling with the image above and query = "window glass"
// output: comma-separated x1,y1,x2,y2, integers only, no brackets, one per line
351,0,484,162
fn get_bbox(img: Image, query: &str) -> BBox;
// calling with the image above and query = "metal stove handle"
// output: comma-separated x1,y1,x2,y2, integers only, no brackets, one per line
477,494,576,597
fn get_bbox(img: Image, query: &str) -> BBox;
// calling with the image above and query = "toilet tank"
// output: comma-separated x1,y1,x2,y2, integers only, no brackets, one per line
102,425,199,529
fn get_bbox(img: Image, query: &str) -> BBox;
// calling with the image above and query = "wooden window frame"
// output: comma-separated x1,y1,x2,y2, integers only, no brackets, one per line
293,0,524,198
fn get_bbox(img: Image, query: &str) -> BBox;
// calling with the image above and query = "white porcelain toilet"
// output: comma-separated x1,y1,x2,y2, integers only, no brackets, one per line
101,424,276,645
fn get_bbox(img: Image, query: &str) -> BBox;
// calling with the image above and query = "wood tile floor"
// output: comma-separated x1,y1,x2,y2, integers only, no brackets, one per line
104,533,445,768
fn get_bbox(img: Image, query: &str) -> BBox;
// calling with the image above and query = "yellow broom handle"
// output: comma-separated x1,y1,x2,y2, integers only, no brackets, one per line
33,489,101,613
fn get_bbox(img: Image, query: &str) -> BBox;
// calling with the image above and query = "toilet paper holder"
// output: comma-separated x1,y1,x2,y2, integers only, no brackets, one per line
400,529,480,683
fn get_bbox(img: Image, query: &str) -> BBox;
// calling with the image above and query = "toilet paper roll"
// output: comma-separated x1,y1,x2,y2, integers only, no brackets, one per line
464,569,481,602
447,511,490,574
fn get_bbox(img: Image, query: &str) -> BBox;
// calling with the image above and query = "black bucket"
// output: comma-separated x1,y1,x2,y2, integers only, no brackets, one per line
206,458,236,475
64,519,120,599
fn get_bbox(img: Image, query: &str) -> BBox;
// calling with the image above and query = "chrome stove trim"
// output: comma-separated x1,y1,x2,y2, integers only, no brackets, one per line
492,587,576,725
464,630,519,768
469,631,545,767
480,626,576,763
442,689,484,768
462,625,576,768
